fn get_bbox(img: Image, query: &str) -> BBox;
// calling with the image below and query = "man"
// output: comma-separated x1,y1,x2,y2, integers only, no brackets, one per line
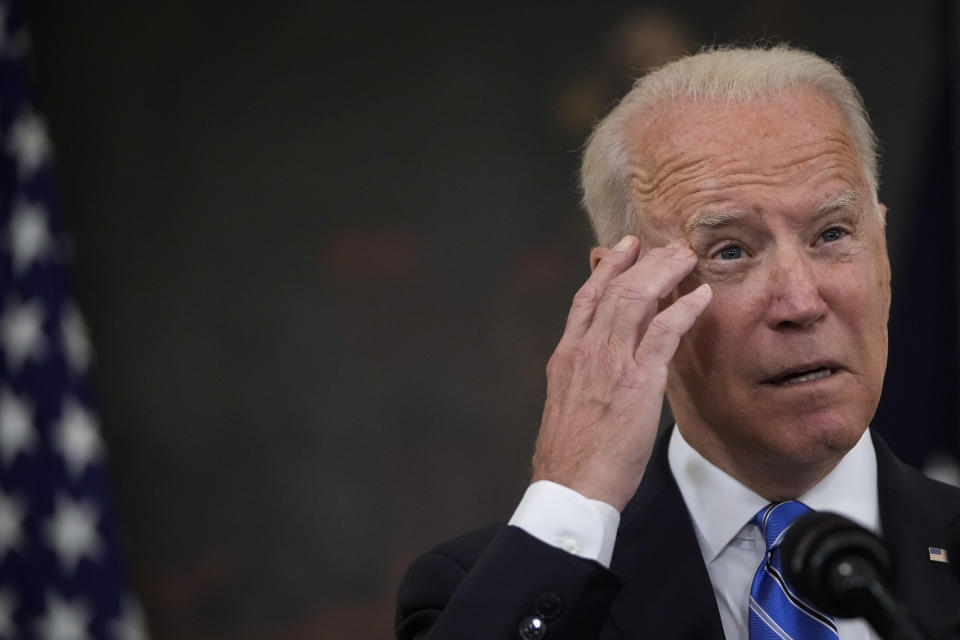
396,46,960,640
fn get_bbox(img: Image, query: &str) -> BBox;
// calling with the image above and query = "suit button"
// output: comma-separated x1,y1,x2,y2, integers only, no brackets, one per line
518,615,546,639
534,592,562,620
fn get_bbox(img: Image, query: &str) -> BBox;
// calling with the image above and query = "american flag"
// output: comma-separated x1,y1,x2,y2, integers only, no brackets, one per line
0,2,149,639
928,547,949,563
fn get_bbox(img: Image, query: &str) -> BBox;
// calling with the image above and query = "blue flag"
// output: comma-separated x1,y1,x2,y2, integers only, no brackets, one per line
0,2,149,639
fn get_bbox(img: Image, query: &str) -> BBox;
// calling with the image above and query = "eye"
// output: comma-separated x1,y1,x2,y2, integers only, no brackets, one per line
820,227,846,243
717,245,743,260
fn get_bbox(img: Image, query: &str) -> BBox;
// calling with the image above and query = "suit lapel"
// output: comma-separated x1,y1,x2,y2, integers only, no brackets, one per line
607,429,726,639
874,433,960,636
600,430,960,638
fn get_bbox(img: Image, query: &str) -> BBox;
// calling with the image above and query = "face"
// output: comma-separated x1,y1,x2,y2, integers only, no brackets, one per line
629,88,891,487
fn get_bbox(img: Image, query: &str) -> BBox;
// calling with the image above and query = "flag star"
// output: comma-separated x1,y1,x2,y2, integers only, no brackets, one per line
44,495,102,575
7,111,52,177
61,304,93,374
34,593,91,640
1,299,47,371
9,199,53,272
53,399,103,477
0,389,37,466
111,598,150,640
0,589,17,640
0,490,25,558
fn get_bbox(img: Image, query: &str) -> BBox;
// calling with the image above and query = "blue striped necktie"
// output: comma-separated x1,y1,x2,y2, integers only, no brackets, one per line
749,501,839,640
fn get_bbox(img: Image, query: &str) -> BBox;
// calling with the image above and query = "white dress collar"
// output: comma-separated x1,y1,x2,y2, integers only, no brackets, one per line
667,424,879,563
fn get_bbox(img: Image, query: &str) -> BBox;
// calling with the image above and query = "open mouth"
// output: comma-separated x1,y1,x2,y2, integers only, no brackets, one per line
770,367,835,386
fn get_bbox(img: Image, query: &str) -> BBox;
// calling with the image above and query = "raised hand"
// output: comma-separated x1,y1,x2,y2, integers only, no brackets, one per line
531,235,713,511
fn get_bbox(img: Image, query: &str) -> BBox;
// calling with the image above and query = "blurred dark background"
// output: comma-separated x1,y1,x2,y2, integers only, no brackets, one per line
18,1,959,638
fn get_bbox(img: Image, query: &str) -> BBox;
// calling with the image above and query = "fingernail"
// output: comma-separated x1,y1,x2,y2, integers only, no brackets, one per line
696,283,712,296
666,239,684,249
613,236,635,251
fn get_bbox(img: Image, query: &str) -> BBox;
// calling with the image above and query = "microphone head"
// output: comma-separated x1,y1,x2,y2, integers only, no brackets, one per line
781,511,894,618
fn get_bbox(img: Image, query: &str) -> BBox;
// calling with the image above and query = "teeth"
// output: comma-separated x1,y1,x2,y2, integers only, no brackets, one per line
778,367,832,386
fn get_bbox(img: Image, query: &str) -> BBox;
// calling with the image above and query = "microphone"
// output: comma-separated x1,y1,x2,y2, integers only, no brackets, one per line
781,511,930,640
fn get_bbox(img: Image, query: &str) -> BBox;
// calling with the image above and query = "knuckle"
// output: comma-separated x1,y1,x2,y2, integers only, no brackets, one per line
566,342,593,365
634,362,668,389
573,283,600,306
647,313,676,336
547,341,591,373
606,272,639,294
615,282,655,303
545,350,563,376
619,367,648,389
604,331,629,353
645,246,673,261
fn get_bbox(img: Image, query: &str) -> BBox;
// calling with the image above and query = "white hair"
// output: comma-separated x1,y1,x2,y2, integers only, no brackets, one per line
580,45,880,247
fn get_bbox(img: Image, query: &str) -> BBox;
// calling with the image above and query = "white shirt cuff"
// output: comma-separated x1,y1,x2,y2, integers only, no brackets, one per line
507,480,620,568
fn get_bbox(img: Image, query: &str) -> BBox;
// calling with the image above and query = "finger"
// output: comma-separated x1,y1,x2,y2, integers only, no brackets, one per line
634,283,713,367
563,235,641,339
592,242,697,348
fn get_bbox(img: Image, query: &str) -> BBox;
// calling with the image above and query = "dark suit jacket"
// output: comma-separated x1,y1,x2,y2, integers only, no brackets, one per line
396,430,960,639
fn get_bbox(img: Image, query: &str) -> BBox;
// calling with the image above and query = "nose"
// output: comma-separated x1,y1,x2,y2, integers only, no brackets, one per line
764,247,828,330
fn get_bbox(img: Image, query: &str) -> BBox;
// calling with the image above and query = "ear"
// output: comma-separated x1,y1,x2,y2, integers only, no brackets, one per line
589,246,607,272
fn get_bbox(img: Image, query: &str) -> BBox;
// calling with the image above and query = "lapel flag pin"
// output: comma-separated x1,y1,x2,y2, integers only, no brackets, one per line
929,547,949,563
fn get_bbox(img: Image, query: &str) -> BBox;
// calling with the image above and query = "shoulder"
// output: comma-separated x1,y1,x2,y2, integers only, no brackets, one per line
874,432,960,519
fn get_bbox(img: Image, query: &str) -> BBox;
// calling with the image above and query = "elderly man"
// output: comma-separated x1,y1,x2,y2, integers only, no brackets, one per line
396,46,960,640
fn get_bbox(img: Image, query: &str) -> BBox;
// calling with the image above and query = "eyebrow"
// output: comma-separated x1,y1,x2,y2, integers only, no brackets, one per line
816,189,863,214
684,189,865,235
685,211,745,234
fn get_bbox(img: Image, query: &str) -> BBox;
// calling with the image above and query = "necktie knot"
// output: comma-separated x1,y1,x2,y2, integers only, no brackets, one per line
752,500,812,551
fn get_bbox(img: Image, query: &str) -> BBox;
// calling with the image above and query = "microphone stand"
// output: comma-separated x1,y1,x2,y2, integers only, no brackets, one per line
827,555,928,640
783,512,933,640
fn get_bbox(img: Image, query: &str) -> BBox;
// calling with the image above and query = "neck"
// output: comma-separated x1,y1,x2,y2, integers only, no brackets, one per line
674,422,845,502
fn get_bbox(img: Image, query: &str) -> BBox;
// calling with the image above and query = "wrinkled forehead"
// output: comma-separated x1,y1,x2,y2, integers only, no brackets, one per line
631,88,852,152
624,88,869,236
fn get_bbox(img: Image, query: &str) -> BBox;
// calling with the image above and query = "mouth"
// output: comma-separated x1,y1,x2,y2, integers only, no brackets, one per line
765,364,840,386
